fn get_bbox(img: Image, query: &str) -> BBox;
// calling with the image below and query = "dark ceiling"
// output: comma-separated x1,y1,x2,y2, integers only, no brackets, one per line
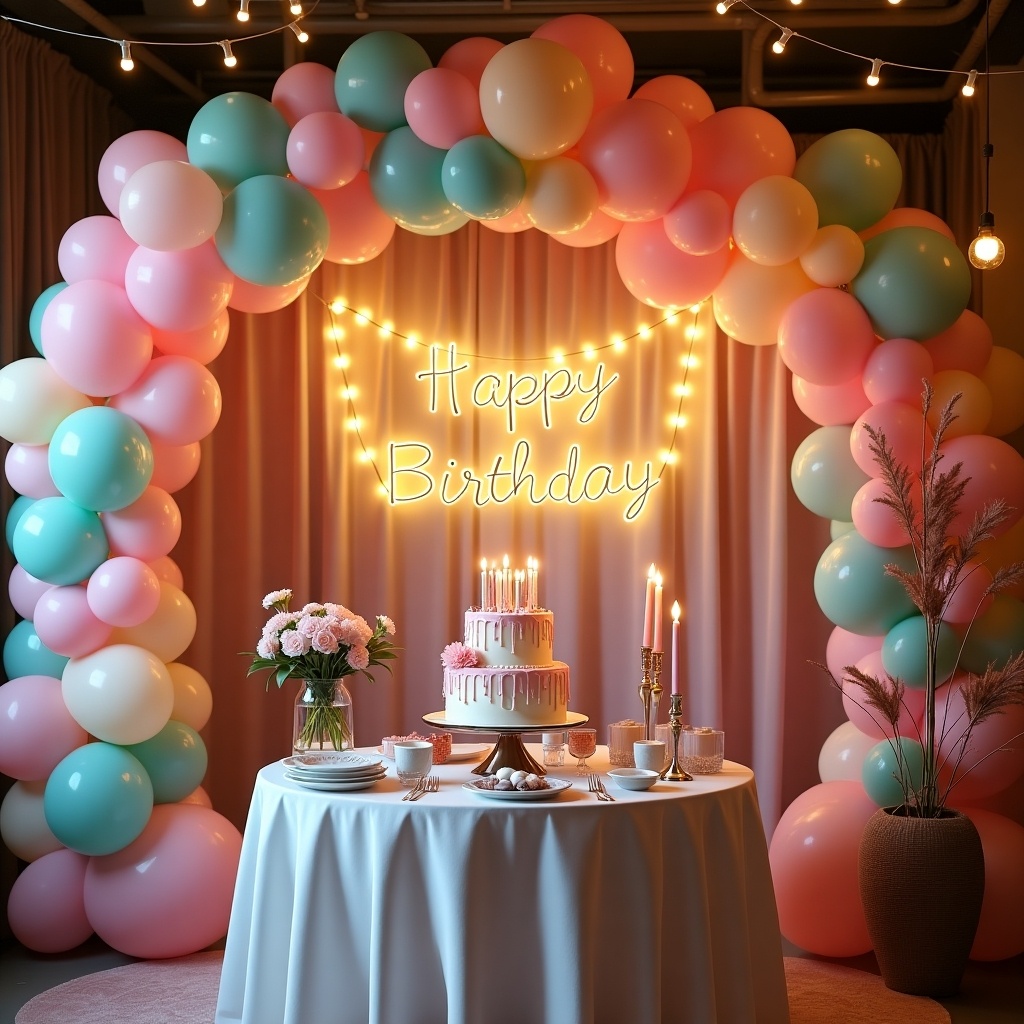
3,0,1023,139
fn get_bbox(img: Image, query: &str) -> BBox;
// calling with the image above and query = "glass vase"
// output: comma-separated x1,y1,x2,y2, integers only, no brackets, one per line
293,678,354,754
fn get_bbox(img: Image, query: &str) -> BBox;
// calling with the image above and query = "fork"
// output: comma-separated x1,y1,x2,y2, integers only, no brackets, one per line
588,774,614,801
402,777,426,801
410,775,440,801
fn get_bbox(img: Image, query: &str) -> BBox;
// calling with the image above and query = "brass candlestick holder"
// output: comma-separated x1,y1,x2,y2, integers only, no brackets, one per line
638,646,654,741
660,692,692,782
649,651,664,740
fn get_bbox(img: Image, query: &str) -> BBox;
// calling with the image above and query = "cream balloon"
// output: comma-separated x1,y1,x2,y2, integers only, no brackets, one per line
523,157,599,235
110,581,197,663
732,175,819,267
927,370,992,439
799,224,865,287
979,346,1024,437
0,359,90,446
119,160,223,251
167,661,214,731
0,780,63,862
61,643,174,744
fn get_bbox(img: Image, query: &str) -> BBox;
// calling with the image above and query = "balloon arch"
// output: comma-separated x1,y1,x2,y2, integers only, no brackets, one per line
2,15,1023,960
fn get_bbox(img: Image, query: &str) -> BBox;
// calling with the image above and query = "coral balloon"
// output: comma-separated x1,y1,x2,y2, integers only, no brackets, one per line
799,224,865,287
33,586,112,658
6,442,59,499
733,175,818,267
923,309,993,375
148,554,184,590
842,649,924,739
97,130,188,217
851,476,914,548
664,189,731,257
962,809,1024,961
850,400,931,479
438,37,503,89
271,61,339,126
979,346,1024,437
87,556,162,627
179,785,213,808
0,359,91,446
110,580,197,664
149,439,202,494
861,338,935,407
482,205,533,234
152,311,230,366
818,720,878,783
554,208,622,248
928,370,992,438
120,160,223,251
286,111,365,189
942,559,994,624
58,215,136,286
825,626,882,684
84,805,243,959
404,67,484,150
942,435,1024,539
524,157,599,235
0,780,62,862
167,662,214,732
860,206,955,244
792,374,870,428
101,484,182,562
228,273,312,313
0,675,88,781
312,171,396,265
633,75,714,129
791,425,870,522
7,850,93,953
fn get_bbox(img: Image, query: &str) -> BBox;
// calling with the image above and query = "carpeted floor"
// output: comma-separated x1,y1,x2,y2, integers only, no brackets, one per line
13,952,953,1024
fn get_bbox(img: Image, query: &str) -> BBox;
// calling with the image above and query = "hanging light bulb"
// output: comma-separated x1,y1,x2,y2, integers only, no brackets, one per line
119,40,134,71
192,0,206,6
237,0,250,22
969,213,1005,269
290,2,303,13
715,0,739,14
772,28,794,54
962,70,978,97
220,40,237,67
289,21,309,43
866,59,882,86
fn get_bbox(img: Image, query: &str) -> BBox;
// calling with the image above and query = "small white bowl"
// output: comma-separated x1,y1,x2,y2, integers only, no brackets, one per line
607,768,659,791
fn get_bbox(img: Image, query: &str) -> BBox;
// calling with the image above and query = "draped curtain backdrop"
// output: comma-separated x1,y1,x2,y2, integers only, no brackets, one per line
1,23,985,845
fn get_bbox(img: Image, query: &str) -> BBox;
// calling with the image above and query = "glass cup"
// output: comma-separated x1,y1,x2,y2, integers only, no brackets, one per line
567,728,597,775
394,740,433,786
542,731,566,767
681,728,725,774
608,720,644,767
633,740,667,773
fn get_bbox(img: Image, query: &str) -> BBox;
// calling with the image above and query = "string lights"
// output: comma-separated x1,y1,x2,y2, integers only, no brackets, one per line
119,40,134,72
219,39,237,68
866,58,883,87
236,1,251,24
772,29,794,55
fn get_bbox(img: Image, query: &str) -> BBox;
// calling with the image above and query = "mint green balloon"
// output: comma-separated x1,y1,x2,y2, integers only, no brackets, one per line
882,614,960,689
814,530,917,636
961,594,1024,672
369,127,469,236
11,496,108,585
29,283,67,355
5,494,35,552
862,737,924,808
3,619,69,680
125,720,208,804
442,136,526,220
830,520,856,540
187,92,290,192
794,129,902,232
850,227,971,341
216,175,329,287
335,31,431,133
791,426,869,522
49,407,152,512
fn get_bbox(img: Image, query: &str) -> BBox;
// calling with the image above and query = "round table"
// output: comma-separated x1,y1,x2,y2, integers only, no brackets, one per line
214,746,790,1024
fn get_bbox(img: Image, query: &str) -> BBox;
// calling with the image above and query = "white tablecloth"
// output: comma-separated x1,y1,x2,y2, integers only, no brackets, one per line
215,747,790,1024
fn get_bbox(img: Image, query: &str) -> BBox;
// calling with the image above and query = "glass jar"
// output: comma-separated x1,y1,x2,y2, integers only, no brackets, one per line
293,678,354,754
542,731,566,767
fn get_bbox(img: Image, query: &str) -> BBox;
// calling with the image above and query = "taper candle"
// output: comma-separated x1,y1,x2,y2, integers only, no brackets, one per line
653,573,664,652
480,558,488,610
643,564,656,648
671,601,681,695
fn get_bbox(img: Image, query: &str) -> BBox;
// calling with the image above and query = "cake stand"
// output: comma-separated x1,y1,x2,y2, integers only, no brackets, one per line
423,711,589,776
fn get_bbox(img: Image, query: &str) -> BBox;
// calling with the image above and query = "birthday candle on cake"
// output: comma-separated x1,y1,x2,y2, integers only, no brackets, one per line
480,558,488,610
643,564,656,648
502,554,510,612
671,601,681,695
653,572,664,653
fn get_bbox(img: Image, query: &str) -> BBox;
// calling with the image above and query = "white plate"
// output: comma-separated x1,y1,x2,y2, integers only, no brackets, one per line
285,767,386,783
462,778,573,801
377,743,490,763
287,775,385,792
283,752,382,773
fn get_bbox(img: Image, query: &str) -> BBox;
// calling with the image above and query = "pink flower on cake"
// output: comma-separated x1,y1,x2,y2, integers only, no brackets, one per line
441,642,478,669
346,645,370,671
280,630,310,657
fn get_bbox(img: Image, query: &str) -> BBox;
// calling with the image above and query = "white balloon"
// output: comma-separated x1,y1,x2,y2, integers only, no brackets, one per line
0,359,90,446
119,160,223,251
0,780,63,862
818,720,878,783
110,582,197,663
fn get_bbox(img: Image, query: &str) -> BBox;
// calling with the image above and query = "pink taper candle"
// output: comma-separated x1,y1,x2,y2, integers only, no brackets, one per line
671,601,681,695
642,564,656,648
653,573,664,652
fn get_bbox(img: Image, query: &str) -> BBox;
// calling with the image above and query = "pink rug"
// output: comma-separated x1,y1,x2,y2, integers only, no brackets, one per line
15,951,951,1023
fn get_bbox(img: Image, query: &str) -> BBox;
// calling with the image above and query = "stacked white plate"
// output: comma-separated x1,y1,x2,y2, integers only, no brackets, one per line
282,752,387,791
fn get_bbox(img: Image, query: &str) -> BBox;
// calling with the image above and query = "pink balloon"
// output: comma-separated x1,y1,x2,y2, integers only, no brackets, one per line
961,809,1024,960
578,99,692,222
942,435,1024,539
58,216,137,286
312,172,396,265
687,107,796,207
9,565,54,620
923,309,993,374
438,37,504,90
271,61,340,126
5,443,59,498
178,785,213,808
943,559,994,624
152,310,230,365
109,355,222,446
792,373,870,427
861,338,934,406
87,556,162,627
83,805,242,959
149,439,202,494
124,242,234,333
777,288,877,386
0,675,88,780
552,208,622,248
482,205,534,234
826,626,882,683
769,781,875,957
860,206,956,244
33,586,113,658
228,273,311,313
148,554,184,590
102,485,182,561
404,68,484,150
40,280,153,397
664,189,731,256
287,111,365,189
633,75,715,129
842,649,925,739
8,849,93,953
849,399,931,479
851,476,915,548
532,15,633,113
97,130,188,218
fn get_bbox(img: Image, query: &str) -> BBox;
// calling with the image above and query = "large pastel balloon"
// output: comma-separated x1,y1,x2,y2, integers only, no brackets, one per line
5,494,33,554
109,355,222,446
818,720,878,783
7,849,93,953
687,107,795,207
58,215,136,286
28,282,68,354
5,442,59,499
441,135,526,220
928,370,992,439
882,614,959,689
523,157,599,235
83,805,242,959
842,649,925,739
861,338,934,407
553,208,623,249
3,620,69,681
942,435,1024,539
0,675,88,781
179,785,213,808
712,252,816,346
167,662,214,731
40,280,153,397
110,580,197,663
124,242,234,333
153,311,230,366
87,556,162,627
799,224,865,287
792,374,870,428
632,74,714,129
368,127,469,236
479,38,593,161
119,160,223,251
12,497,108,586
532,14,633,113
481,205,533,234
335,31,432,133
849,399,930,479
148,554,184,590
814,530,917,635
216,174,329,286
312,171,397,264
0,780,62,862
0,358,90,445
860,206,956,244
732,175,818,267
286,110,365,190
664,189,731,257
923,309,993,375
97,130,188,216
778,287,877,386
148,439,202,494
615,219,730,310
33,585,112,659
791,425,870,522
960,594,1024,673
963,809,1024,961
228,273,312,313
45,742,153,855
862,736,925,807
101,485,182,561
979,347,1024,437
404,67,483,150
271,61,340,126
942,559,994,625
438,37,503,90
851,227,972,341
825,626,882,684
186,92,290,192
48,406,153,513
794,129,901,232
62,643,174,744
769,781,876,956
125,721,208,804
851,476,915,548
8,564,54,619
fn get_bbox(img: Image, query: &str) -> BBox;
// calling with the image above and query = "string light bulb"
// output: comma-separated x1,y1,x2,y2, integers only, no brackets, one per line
192,0,206,6
236,0,250,22
962,70,978,97
290,2,303,13
866,58,882,87
715,0,739,14
772,28,794,55
289,21,309,42
119,40,134,71
970,2,1005,270
219,39,237,67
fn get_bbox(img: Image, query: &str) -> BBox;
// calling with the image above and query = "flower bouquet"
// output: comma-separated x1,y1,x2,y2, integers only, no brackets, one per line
247,589,398,751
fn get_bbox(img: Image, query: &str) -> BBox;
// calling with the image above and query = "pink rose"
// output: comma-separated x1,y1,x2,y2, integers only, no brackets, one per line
296,614,322,638
441,642,478,669
280,630,310,657
346,645,370,671
311,628,340,654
